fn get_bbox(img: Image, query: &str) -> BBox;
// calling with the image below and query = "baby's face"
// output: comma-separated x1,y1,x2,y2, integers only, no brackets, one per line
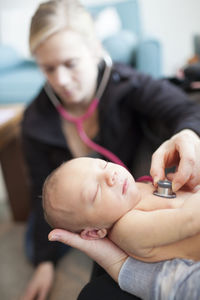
57,158,141,228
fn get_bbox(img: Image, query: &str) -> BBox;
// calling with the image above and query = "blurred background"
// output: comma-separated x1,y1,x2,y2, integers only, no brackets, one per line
1,0,200,75
0,0,200,299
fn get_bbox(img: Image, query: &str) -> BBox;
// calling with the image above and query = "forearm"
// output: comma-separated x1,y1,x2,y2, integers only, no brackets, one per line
82,238,128,283
48,231,128,282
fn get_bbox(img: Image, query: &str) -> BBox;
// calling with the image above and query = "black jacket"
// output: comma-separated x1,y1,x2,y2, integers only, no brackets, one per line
22,63,200,266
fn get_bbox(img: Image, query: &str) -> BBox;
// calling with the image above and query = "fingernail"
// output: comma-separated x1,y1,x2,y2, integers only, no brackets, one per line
154,176,159,186
172,182,182,192
48,234,59,241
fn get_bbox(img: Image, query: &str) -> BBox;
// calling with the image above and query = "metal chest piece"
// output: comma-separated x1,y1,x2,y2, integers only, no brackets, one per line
153,180,176,198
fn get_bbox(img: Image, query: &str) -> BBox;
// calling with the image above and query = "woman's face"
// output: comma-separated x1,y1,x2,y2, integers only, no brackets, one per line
35,30,100,108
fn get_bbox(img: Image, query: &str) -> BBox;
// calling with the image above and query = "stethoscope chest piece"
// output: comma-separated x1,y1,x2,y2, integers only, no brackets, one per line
153,180,176,198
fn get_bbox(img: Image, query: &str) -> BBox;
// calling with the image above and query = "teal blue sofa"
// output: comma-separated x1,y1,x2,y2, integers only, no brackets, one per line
0,0,162,105
88,0,162,78
0,45,44,104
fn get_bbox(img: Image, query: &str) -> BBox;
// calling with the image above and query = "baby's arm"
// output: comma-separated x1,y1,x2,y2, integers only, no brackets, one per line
110,192,200,257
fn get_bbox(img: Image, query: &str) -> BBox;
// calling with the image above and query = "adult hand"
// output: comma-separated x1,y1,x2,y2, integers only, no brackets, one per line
150,129,200,192
20,261,54,300
48,229,128,282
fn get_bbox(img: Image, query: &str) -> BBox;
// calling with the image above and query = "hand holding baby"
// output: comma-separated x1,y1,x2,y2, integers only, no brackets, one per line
49,229,128,282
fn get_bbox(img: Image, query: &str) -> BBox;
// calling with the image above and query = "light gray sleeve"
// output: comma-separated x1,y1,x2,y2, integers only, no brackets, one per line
155,258,200,300
118,257,164,300
118,257,200,300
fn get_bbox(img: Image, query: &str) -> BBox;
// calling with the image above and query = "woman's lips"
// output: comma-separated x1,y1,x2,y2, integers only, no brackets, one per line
63,89,72,97
122,178,128,195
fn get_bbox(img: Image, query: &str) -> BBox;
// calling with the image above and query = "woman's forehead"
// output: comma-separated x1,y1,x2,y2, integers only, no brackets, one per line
35,30,90,61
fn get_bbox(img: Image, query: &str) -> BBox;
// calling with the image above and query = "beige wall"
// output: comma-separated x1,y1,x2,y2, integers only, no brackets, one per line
140,0,200,75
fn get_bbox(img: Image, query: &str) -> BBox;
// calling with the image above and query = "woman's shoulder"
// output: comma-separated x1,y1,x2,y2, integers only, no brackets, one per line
102,63,149,105
108,63,156,98
112,63,148,82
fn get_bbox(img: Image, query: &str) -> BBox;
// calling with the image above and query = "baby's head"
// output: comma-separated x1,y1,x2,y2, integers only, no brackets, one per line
43,157,141,240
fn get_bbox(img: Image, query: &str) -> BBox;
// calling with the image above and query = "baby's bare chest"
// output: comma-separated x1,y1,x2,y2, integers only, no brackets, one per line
135,183,192,211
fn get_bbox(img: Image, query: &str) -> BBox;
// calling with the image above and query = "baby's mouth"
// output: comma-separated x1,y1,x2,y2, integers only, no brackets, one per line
122,178,128,195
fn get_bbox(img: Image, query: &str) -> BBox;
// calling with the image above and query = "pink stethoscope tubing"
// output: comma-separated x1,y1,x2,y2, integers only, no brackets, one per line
44,54,127,167
136,175,153,182
58,102,153,182
56,98,127,168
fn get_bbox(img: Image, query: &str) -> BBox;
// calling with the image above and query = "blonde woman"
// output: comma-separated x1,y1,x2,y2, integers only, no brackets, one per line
21,0,200,299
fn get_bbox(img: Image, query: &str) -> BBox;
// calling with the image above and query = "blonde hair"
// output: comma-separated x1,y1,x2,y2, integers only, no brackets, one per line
29,0,102,55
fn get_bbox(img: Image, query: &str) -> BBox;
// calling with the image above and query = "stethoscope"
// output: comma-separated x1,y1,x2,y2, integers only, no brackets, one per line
44,54,126,168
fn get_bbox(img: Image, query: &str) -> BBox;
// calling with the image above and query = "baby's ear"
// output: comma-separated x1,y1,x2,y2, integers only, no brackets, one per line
80,228,107,240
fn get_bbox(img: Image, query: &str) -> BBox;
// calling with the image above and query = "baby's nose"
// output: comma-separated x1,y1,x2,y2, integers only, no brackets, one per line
106,171,117,186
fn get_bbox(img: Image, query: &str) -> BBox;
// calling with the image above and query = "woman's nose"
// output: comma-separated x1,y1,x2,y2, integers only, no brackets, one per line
54,65,71,86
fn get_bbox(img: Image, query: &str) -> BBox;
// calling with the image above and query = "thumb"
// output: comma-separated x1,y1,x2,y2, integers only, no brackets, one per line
172,176,187,192
48,229,123,263
49,229,82,248
49,229,103,256
167,172,182,192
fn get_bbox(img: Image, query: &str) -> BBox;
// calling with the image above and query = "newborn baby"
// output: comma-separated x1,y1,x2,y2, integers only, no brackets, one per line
43,157,200,262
